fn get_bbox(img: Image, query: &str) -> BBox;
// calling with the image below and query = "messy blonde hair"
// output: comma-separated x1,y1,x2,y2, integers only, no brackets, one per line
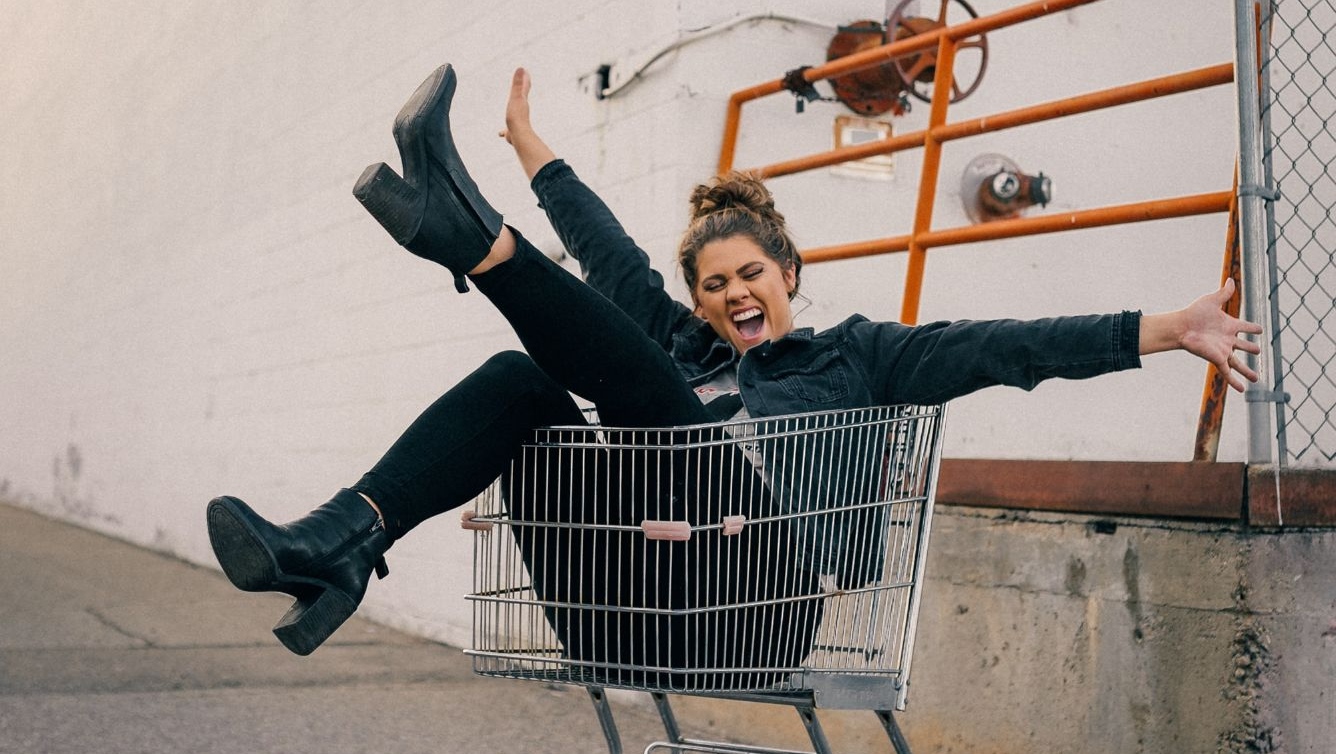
678,171,802,299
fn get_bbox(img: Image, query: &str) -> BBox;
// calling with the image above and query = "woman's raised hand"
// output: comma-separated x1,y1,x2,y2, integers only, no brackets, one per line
1141,278,1264,392
499,67,532,146
499,67,557,180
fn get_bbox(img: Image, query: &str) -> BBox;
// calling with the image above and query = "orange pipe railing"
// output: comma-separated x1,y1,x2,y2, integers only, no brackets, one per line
716,0,1096,174
755,63,1234,180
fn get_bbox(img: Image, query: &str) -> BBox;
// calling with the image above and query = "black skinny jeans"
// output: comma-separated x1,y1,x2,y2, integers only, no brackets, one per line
350,186,819,690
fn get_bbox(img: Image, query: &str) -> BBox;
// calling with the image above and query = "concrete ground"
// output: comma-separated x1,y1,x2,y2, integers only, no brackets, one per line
0,502,676,754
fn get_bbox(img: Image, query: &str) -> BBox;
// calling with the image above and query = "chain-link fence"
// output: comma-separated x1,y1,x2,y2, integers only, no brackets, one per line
1260,0,1336,467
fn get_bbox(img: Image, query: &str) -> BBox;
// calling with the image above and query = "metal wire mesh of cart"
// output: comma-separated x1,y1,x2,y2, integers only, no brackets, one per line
463,404,946,708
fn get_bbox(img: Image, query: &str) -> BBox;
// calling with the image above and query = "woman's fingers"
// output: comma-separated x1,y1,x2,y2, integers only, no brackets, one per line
1218,353,1260,393
505,67,531,124
1235,336,1262,355
509,67,530,107
1230,354,1260,383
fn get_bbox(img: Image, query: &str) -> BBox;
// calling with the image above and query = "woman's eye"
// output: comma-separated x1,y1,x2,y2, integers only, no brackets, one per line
703,281,723,292
742,269,762,279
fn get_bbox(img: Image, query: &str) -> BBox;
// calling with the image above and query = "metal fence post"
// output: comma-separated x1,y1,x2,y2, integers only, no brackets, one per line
1234,0,1277,466
1255,1,1290,466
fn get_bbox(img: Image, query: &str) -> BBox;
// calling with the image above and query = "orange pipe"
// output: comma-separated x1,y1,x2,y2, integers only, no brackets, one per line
901,34,958,325
1194,169,1242,462
716,0,1096,176
801,234,912,263
932,63,1235,142
718,98,744,174
718,82,788,174
918,191,1233,247
756,131,928,179
802,191,1233,263
752,63,1233,179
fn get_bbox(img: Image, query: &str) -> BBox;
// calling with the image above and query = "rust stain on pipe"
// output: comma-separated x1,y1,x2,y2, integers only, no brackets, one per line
1192,189,1243,461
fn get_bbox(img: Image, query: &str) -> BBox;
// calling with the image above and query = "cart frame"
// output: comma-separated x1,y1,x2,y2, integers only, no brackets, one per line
463,405,947,754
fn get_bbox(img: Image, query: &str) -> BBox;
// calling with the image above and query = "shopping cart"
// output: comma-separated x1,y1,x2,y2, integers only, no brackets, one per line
462,404,947,754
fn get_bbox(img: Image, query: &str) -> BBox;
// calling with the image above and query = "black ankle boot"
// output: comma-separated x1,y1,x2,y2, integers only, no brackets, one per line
353,64,503,293
205,489,392,656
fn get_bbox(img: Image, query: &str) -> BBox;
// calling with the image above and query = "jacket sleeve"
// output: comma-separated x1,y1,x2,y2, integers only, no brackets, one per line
846,311,1143,405
529,159,693,350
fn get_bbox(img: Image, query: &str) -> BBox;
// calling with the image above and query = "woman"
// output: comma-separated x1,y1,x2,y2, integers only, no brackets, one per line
206,65,1262,673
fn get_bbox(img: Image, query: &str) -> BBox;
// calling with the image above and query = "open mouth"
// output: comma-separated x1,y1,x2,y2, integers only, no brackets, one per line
732,307,765,341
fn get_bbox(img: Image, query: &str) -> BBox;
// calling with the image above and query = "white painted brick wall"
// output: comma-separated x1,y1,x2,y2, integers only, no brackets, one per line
1,1,1249,644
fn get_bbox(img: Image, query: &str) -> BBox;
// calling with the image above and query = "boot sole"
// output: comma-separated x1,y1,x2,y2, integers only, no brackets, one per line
206,496,283,592
206,497,326,597
391,63,454,165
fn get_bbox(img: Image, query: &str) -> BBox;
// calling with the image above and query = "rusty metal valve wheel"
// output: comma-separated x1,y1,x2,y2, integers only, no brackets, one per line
887,0,989,104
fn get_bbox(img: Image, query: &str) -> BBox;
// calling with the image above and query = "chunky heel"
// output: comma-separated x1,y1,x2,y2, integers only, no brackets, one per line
273,588,358,656
353,162,422,244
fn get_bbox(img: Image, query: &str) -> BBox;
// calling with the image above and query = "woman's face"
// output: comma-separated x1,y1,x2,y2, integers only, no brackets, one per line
692,235,797,353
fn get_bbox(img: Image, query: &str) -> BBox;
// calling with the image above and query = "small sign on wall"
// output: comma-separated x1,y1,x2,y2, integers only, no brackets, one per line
830,115,895,181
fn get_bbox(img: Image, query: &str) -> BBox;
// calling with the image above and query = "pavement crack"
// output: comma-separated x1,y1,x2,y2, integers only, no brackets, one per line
84,607,156,648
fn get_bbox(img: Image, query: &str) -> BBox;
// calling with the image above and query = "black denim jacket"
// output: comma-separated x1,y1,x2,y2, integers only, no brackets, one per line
532,159,1143,419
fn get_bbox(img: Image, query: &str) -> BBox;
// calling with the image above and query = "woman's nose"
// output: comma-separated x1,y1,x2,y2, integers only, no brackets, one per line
725,278,748,301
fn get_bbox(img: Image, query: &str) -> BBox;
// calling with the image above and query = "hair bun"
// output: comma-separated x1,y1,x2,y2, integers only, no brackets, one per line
688,171,779,222
678,170,801,299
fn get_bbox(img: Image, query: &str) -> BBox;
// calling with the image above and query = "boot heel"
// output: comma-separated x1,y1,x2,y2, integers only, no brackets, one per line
273,588,357,656
353,162,422,244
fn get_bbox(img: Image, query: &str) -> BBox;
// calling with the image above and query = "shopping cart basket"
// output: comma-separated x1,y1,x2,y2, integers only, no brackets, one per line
462,404,947,754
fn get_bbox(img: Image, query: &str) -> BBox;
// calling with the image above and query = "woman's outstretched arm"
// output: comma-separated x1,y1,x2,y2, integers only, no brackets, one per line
850,279,1265,407
1139,278,1263,392
497,67,694,349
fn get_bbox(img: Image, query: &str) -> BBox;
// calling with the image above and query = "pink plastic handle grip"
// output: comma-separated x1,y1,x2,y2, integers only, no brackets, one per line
722,515,746,536
641,520,692,541
460,510,493,532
